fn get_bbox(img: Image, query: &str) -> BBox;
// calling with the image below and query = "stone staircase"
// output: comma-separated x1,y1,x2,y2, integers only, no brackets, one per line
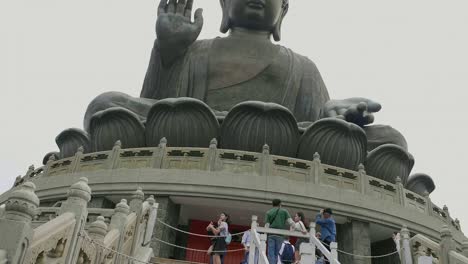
150,257,205,264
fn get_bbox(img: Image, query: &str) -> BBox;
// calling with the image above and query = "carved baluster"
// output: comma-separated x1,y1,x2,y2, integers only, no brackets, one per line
44,154,56,175
330,242,339,264
109,199,130,264
0,249,7,264
423,191,433,216
300,222,316,264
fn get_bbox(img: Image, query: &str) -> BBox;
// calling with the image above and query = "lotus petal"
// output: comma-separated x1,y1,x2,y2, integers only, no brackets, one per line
145,97,219,147
55,128,90,159
220,101,300,156
366,143,415,184
298,118,367,170
89,107,145,151
406,173,436,195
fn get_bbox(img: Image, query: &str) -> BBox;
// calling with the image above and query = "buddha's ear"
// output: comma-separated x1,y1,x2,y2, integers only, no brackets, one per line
219,0,231,33
273,2,289,42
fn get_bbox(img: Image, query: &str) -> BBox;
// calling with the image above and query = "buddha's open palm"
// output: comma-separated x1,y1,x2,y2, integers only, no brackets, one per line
321,98,382,127
156,0,203,50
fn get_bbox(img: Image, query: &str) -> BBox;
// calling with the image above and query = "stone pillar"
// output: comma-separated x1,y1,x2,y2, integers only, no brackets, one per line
130,187,145,256
0,250,7,264
88,216,108,263
439,225,455,264
151,196,180,258
58,177,91,264
0,182,38,264
338,219,371,264
399,226,413,264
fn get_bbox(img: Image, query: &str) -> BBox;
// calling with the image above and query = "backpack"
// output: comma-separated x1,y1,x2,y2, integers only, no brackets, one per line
225,232,232,245
280,243,294,264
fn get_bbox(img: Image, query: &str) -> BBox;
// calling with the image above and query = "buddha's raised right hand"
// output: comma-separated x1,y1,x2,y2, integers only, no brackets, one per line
156,0,203,64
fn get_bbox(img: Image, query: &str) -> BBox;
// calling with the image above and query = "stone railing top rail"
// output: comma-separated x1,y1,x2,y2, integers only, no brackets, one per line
12,145,462,235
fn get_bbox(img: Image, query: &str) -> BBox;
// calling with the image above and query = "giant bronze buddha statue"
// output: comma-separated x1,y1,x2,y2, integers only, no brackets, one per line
54,0,415,185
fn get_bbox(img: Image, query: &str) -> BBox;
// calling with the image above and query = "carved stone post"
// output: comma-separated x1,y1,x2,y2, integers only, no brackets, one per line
440,225,455,264
443,205,451,225
70,146,84,173
399,226,413,264
395,176,406,205
0,182,38,264
129,188,145,256
43,154,56,175
300,222,317,264
207,138,218,171
108,140,122,169
109,199,130,264
358,164,369,195
88,216,108,263
311,152,322,184
152,137,167,168
260,144,270,176
58,177,91,264
423,191,433,216
330,242,339,264
143,195,158,246
461,240,468,258
249,215,258,264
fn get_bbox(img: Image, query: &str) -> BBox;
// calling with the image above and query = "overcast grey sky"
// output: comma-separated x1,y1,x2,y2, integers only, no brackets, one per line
1,1,467,234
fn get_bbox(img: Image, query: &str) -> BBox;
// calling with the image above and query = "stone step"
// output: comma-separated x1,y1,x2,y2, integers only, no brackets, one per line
150,257,205,264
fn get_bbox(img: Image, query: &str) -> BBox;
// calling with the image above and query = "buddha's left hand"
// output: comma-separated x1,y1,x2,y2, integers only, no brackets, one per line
320,98,382,127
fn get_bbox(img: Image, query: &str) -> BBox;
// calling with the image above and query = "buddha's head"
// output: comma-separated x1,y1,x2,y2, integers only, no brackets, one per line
219,0,289,41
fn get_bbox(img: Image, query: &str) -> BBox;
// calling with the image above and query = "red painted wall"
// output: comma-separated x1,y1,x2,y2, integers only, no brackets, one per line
185,220,248,264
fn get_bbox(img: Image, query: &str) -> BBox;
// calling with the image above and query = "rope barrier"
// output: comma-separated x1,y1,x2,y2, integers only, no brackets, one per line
157,218,247,238
319,240,401,259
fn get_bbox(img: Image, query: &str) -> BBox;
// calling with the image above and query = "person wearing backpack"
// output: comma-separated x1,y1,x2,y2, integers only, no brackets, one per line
265,199,295,264
207,212,230,264
278,239,295,264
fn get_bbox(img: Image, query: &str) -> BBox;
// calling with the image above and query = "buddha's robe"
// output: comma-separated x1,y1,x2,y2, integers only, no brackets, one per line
141,37,330,122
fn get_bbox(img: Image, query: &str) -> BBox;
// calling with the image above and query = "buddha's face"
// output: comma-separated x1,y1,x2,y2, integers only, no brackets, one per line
226,0,284,32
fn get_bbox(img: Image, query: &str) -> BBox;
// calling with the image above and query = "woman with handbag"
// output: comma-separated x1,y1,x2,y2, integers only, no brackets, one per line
206,212,230,264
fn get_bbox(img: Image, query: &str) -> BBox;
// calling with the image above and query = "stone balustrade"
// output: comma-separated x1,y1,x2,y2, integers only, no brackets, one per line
9,142,461,235
0,179,158,264
401,225,468,264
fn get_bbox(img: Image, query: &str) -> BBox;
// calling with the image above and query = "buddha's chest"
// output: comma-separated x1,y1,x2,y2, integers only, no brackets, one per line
205,38,289,110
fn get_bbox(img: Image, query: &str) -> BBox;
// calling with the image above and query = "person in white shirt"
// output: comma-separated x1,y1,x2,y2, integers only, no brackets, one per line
290,212,308,263
241,230,259,264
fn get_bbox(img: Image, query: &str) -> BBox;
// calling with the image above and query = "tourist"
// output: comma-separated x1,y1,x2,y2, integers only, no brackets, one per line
207,213,230,264
241,230,258,264
265,199,295,264
315,208,336,262
278,238,295,264
291,212,308,264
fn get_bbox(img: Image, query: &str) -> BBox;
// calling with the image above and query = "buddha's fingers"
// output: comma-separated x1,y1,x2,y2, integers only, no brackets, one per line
158,0,167,15
177,0,187,15
193,8,204,29
167,0,177,13
185,0,194,18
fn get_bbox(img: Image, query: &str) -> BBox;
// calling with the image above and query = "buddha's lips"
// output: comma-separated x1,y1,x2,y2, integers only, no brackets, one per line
246,0,265,9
